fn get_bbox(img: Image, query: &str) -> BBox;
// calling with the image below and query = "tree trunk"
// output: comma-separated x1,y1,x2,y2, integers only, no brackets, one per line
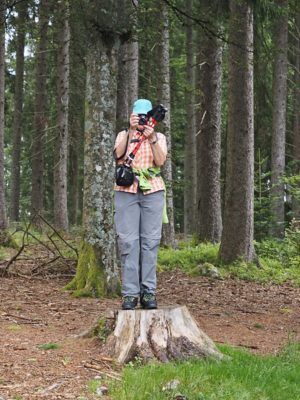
116,0,138,131
102,306,223,364
196,0,222,243
68,0,86,226
31,0,50,218
126,14,139,112
183,0,197,236
219,0,255,263
292,12,300,220
68,113,83,226
66,1,121,297
116,42,129,132
0,0,7,231
53,0,70,231
10,0,27,222
116,0,129,132
157,2,176,248
270,0,289,237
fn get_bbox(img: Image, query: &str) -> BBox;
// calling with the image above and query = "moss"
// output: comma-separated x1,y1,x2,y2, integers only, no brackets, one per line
93,317,113,341
158,240,300,286
65,240,109,298
0,230,18,248
72,288,95,298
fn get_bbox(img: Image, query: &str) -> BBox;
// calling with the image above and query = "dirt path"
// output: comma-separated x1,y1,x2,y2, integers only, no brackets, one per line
0,272,299,399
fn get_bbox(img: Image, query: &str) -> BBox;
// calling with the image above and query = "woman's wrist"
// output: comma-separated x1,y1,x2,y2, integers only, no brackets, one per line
149,134,158,144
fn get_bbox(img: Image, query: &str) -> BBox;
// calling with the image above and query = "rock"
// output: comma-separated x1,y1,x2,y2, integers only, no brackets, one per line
96,385,108,396
162,379,180,391
197,263,221,279
174,394,187,400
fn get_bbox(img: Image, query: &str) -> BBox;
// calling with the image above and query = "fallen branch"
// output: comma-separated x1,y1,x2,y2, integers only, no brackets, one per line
31,256,61,274
83,364,122,381
38,213,78,258
3,312,42,325
0,220,32,276
1,213,78,277
47,233,67,261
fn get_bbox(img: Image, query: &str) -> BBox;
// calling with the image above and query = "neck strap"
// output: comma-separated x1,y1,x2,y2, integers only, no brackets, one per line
124,117,158,165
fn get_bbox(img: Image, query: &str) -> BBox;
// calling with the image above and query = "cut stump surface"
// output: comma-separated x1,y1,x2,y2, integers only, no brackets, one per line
102,305,223,364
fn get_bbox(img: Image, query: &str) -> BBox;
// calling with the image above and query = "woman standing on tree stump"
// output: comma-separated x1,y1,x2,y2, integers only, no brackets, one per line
114,99,168,310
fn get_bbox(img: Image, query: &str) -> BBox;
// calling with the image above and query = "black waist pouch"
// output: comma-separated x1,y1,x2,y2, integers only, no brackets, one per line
115,164,135,187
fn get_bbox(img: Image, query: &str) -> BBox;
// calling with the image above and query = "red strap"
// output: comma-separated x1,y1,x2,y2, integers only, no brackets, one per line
125,117,158,165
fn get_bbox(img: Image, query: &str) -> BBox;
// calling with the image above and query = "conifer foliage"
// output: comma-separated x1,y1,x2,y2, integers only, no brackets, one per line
1,0,300,289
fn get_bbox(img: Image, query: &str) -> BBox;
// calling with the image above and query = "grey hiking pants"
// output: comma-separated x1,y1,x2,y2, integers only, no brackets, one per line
114,189,164,297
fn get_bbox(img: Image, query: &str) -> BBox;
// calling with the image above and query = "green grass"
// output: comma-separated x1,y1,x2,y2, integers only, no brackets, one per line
37,342,60,351
157,239,300,286
158,242,219,272
219,258,300,286
109,344,300,400
0,245,13,260
87,378,101,394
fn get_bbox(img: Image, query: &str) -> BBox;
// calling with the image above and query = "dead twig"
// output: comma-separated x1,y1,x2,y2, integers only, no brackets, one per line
1,220,32,276
25,231,56,254
38,213,78,258
31,256,61,274
2,212,78,277
83,364,122,381
47,233,67,261
3,312,42,325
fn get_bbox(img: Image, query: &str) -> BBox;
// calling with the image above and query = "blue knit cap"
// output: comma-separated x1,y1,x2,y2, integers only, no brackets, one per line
132,99,152,114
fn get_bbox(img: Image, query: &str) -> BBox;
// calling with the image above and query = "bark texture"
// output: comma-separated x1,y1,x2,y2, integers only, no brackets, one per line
126,34,139,112
31,0,50,217
54,0,70,231
102,306,223,364
184,0,197,235
68,0,86,226
196,0,222,243
270,0,289,237
66,1,121,296
292,12,300,219
157,2,176,248
0,0,7,231
116,0,138,131
10,0,27,221
219,0,255,263
116,41,129,132
116,0,128,132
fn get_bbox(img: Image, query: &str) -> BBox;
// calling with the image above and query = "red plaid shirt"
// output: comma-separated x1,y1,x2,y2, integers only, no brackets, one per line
114,130,167,195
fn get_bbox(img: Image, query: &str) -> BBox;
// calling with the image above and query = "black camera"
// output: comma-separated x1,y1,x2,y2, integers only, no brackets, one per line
138,104,167,127
138,114,148,126
148,104,167,123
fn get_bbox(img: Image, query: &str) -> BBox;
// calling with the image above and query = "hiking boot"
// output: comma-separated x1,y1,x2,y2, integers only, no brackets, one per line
140,293,157,309
122,296,138,310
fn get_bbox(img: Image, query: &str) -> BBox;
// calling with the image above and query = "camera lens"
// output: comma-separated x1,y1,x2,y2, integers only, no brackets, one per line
138,114,147,125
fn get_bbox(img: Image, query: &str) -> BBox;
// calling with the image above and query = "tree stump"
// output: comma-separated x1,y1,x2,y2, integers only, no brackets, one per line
102,305,223,364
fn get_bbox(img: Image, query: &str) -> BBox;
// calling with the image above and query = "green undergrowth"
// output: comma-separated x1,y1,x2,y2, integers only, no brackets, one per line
0,224,80,260
157,234,300,286
0,246,11,261
109,343,300,400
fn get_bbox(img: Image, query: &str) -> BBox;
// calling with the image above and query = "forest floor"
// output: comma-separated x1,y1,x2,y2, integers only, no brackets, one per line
0,270,299,399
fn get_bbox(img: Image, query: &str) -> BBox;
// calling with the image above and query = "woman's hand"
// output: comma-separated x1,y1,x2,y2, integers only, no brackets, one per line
129,113,139,130
143,125,157,143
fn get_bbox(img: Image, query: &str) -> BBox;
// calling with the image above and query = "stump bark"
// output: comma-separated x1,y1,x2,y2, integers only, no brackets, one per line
102,305,223,364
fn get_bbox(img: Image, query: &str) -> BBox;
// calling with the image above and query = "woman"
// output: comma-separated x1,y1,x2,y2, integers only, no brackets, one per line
114,99,167,310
